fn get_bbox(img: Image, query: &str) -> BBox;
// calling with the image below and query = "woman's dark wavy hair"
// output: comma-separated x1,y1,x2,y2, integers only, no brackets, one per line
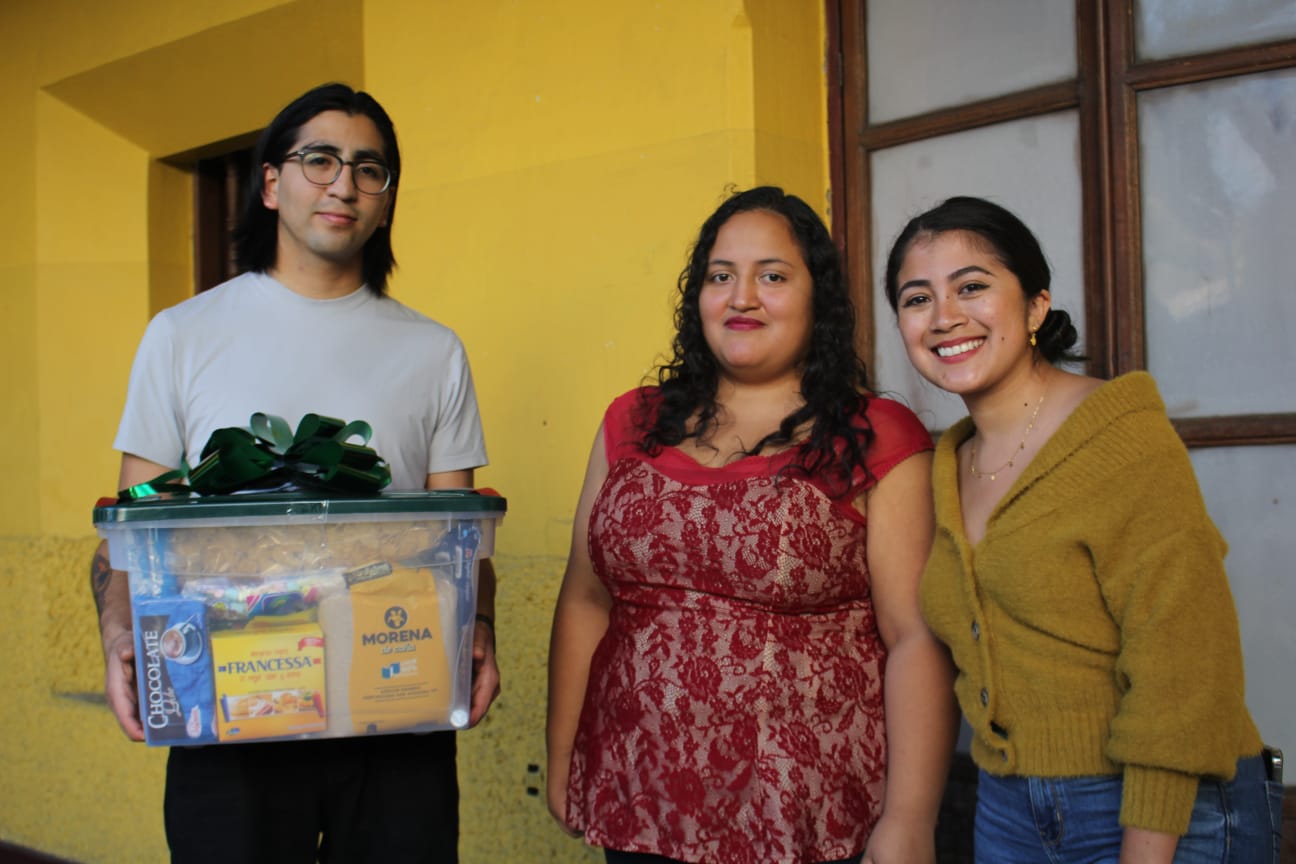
233,82,400,296
882,196,1081,364
641,186,874,497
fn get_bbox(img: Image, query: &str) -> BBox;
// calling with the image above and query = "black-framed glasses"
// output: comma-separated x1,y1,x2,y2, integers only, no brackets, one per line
284,149,394,195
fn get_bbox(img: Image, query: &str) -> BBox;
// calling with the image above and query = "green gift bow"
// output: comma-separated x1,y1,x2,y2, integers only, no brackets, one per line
118,413,392,501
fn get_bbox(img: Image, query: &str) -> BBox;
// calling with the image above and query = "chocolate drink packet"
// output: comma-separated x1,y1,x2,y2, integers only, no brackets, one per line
134,597,218,745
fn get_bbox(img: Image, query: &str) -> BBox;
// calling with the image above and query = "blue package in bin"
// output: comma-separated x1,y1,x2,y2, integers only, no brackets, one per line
134,597,218,745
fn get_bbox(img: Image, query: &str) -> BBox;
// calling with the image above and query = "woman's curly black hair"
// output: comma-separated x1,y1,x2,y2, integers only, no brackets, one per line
639,186,874,497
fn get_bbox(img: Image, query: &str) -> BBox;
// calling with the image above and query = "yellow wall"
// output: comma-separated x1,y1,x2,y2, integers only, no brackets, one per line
1,3,41,537
0,1,829,860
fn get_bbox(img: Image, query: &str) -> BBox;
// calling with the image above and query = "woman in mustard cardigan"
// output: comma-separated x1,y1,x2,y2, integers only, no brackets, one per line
883,196,1279,863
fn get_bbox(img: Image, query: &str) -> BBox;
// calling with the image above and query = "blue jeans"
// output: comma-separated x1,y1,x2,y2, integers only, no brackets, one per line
974,756,1281,863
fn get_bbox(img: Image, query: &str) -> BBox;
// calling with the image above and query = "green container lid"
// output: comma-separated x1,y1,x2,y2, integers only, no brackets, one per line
93,490,507,525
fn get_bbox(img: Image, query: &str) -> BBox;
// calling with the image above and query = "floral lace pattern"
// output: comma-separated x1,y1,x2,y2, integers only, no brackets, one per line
567,457,888,864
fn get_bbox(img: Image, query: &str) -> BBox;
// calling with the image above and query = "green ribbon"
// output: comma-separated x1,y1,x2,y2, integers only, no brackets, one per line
116,467,191,500
118,413,391,501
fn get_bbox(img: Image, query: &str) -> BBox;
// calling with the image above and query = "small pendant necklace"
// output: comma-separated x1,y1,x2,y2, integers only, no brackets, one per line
969,391,1045,481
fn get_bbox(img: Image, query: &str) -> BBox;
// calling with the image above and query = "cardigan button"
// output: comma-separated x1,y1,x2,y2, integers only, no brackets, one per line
971,620,980,640
980,688,989,706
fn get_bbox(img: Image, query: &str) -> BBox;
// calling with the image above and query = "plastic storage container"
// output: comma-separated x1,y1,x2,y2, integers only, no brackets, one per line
93,491,506,747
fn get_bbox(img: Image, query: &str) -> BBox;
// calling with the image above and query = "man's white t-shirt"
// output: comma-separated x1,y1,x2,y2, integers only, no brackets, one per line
114,272,487,490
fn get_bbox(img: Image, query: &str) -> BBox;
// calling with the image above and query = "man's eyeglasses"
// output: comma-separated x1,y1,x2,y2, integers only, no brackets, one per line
284,149,394,195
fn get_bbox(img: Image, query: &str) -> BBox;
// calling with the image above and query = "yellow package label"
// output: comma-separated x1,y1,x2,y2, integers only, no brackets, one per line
344,567,452,734
212,626,327,741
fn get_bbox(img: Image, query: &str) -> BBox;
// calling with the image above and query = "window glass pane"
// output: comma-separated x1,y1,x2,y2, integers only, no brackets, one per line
869,112,1084,431
1137,0,1296,60
867,0,1076,124
1140,70,1296,417
1190,445,1296,754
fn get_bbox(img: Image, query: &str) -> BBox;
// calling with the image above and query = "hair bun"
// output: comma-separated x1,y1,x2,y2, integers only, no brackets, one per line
1036,308,1080,364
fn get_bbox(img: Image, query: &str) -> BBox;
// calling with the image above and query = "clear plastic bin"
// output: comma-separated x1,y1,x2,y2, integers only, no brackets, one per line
93,491,505,746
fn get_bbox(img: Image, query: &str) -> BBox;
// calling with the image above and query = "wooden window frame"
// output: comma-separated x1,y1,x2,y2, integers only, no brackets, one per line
828,0,1296,447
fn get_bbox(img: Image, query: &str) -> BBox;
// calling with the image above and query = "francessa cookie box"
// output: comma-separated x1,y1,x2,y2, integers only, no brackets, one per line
94,491,505,747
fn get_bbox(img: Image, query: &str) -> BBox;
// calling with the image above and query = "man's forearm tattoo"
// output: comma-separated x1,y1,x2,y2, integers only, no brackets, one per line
91,548,113,618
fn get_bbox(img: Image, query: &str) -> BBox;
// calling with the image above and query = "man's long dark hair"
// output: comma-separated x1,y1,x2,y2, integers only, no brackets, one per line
232,83,400,296
641,186,874,497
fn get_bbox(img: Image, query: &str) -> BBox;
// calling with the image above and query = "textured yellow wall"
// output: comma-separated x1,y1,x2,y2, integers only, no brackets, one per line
1,1,828,861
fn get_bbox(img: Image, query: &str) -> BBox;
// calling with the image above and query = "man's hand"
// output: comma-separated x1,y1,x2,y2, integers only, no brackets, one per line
103,629,144,740
93,540,144,740
467,617,500,726
97,454,178,741
424,469,500,727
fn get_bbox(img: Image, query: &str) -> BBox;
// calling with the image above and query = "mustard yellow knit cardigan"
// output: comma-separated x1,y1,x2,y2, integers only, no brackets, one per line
921,372,1262,834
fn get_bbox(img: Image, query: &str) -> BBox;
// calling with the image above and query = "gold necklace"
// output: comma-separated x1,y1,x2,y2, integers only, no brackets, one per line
969,391,1045,481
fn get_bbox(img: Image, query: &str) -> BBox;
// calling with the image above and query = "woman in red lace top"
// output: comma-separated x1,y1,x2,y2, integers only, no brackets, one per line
547,187,957,864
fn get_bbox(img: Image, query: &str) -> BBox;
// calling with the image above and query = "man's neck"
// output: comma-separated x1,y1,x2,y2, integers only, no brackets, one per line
268,258,366,300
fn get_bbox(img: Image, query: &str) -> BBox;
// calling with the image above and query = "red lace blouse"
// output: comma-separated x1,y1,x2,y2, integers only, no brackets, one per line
566,388,932,864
